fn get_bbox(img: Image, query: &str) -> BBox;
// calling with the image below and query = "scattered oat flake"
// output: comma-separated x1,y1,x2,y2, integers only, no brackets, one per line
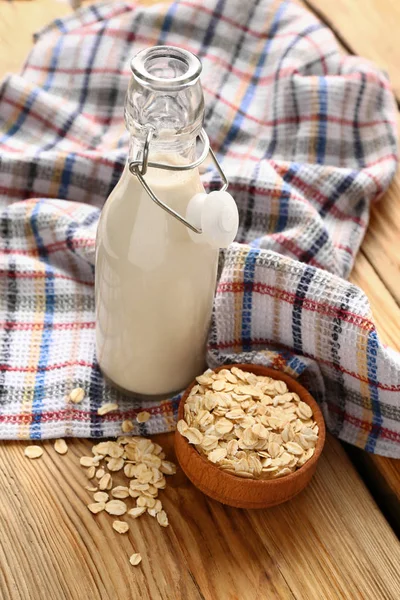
122,419,134,433
130,481,149,491
54,438,68,455
85,486,98,492
129,553,142,566
146,497,156,509
69,387,85,404
113,520,129,534
24,446,43,459
108,457,124,472
136,411,151,424
124,464,136,478
81,428,176,535
88,502,105,514
160,461,176,475
128,506,147,518
108,445,125,459
156,510,169,527
97,403,119,416
153,477,166,490
117,436,132,445
112,486,130,499
93,491,109,503
153,499,162,512
99,473,112,491
93,442,111,455
87,466,96,479
105,500,127,516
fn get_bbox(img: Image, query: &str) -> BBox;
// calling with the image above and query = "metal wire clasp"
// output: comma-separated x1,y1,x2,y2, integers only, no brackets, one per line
128,128,228,234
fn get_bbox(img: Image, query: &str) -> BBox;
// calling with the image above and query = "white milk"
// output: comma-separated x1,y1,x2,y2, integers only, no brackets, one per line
95,159,219,396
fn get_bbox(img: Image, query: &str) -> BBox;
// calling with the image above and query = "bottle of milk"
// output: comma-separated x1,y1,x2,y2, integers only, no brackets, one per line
95,46,238,397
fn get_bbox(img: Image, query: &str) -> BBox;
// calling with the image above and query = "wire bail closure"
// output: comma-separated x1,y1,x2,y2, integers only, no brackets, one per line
128,128,228,234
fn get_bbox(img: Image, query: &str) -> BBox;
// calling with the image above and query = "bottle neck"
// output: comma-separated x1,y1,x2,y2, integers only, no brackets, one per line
125,46,204,167
128,129,198,167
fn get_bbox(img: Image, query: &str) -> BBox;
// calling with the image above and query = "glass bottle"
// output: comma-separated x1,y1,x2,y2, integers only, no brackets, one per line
95,46,237,397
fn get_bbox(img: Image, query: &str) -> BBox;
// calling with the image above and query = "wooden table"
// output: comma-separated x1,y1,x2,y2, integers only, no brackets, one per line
0,1,399,599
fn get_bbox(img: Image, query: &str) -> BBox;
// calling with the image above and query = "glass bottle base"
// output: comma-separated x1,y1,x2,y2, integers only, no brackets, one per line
100,367,182,402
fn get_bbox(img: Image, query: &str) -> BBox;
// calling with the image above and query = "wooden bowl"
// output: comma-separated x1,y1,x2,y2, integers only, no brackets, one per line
175,364,326,509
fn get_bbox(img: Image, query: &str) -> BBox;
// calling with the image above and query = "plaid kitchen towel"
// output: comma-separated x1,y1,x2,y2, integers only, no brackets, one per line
0,0,399,457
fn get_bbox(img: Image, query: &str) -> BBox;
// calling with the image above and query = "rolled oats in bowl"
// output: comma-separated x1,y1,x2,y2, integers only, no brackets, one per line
177,366,319,480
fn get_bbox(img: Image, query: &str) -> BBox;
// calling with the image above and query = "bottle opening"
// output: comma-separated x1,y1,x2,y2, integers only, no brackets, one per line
130,46,202,91
144,54,188,79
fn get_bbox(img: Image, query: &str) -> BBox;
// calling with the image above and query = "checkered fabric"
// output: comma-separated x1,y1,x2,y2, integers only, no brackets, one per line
0,0,399,456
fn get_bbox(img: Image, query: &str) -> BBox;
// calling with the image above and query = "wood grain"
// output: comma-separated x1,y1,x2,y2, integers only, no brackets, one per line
0,0,71,78
350,252,400,350
361,175,400,306
0,438,203,600
346,444,400,535
1,434,400,600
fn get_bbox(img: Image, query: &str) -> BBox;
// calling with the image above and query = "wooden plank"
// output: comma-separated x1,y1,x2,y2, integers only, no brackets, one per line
0,438,203,600
350,252,400,350
304,0,400,98
0,0,71,78
362,170,400,306
0,434,400,600
0,0,161,78
345,444,400,535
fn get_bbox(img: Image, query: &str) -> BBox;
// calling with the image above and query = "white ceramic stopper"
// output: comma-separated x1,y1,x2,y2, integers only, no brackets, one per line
186,190,239,248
